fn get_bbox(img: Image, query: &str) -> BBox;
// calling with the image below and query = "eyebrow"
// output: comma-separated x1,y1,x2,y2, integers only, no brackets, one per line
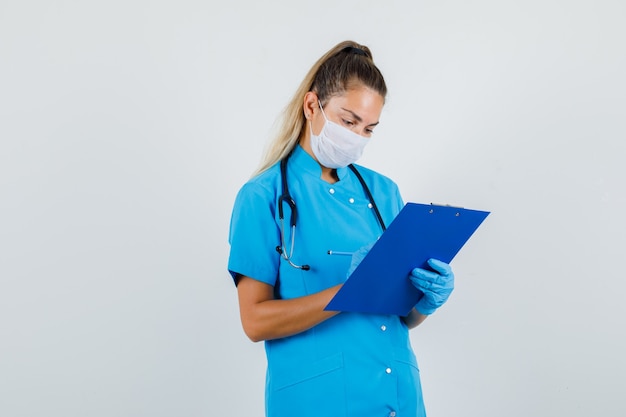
340,107,380,127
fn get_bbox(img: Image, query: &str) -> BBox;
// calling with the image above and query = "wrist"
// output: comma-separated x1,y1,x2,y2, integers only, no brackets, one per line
414,298,437,315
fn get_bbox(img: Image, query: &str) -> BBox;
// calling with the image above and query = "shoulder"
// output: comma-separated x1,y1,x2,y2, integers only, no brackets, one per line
235,163,282,202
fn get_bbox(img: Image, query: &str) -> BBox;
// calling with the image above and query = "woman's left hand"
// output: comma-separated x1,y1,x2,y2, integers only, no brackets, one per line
409,259,455,315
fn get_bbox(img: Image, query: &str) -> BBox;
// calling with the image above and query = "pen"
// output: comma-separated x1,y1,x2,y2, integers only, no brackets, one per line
327,250,353,256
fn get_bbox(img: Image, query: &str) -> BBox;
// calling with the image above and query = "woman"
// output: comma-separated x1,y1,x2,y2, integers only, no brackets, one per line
228,41,454,417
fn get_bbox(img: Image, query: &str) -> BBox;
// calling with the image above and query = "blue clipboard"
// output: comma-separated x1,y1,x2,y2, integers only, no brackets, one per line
325,202,490,316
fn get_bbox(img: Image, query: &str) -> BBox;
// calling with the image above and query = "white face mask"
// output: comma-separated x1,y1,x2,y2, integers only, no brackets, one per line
309,101,369,169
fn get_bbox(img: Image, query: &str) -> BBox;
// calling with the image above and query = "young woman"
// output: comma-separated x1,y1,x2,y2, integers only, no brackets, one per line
228,40,455,417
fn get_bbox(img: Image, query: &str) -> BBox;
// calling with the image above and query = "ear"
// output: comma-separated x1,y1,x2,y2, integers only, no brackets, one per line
302,91,320,120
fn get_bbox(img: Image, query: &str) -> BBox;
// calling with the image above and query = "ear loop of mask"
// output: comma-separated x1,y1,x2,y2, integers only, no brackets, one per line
309,100,328,137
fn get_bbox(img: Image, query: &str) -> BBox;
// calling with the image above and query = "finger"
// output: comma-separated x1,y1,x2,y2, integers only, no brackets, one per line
409,273,433,290
356,241,375,258
411,268,449,289
427,259,452,276
411,277,450,294
410,267,439,282
409,272,449,292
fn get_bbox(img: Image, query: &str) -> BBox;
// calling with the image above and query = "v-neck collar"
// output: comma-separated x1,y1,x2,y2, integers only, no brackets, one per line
290,145,349,181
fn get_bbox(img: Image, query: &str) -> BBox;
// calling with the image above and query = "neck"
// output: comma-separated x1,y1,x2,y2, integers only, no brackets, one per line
299,128,338,184
321,168,339,183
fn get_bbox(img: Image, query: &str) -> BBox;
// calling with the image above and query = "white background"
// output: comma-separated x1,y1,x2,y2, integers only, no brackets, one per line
1,1,625,416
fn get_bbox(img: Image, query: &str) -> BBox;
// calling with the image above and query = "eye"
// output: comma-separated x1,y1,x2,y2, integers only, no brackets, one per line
364,128,375,137
342,119,354,127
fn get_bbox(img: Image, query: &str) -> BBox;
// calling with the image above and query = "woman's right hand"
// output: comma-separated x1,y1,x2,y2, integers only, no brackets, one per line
346,242,376,277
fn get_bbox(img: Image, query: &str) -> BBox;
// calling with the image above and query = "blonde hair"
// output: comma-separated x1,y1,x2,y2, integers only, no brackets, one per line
254,40,388,175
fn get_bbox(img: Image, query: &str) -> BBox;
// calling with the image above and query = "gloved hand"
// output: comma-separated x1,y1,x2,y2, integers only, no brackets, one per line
346,242,375,278
409,259,455,315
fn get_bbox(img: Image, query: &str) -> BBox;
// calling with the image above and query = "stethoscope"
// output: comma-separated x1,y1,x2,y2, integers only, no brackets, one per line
276,154,387,271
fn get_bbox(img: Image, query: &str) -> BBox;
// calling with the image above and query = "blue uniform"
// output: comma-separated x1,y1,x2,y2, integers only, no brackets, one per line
228,145,426,417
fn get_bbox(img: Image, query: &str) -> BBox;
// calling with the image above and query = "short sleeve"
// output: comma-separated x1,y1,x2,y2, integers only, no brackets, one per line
393,183,405,216
227,181,280,286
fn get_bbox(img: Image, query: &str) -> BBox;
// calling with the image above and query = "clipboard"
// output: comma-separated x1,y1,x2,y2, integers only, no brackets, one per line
324,202,490,316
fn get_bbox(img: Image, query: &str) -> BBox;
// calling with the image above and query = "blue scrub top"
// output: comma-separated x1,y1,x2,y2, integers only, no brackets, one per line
228,146,426,417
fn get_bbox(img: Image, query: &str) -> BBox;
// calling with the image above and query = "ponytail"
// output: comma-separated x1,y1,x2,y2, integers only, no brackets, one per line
254,41,387,175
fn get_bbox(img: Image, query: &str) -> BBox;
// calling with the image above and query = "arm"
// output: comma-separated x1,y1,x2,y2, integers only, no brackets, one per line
402,308,428,329
236,275,342,342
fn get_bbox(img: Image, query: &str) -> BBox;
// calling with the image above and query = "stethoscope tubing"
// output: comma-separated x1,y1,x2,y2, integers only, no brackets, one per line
276,154,386,271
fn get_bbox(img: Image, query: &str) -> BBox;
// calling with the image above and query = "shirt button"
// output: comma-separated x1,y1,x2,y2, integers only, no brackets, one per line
329,188,335,194
368,203,373,208
348,198,355,204
385,367,392,374
390,412,397,417
380,325,387,331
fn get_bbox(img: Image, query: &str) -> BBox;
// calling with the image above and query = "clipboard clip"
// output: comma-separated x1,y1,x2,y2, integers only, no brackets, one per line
429,203,464,216
430,202,465,209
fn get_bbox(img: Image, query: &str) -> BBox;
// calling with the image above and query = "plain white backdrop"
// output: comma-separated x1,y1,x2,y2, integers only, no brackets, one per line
1,1,625,416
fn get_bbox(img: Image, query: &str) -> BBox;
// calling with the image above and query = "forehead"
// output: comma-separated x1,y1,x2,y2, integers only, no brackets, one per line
325,86,384,121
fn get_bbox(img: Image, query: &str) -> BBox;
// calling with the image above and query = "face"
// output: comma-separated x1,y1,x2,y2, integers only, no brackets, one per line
303,85,385,145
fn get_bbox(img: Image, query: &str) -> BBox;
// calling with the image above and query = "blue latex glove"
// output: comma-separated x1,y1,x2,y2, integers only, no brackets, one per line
410,259,455,315
346,242,375,278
